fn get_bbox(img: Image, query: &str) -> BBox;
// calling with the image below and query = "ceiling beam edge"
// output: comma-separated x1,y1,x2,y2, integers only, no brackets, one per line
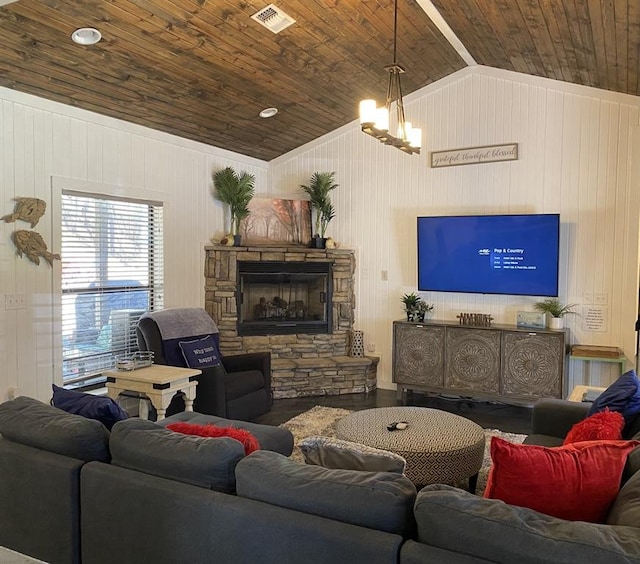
415,0,477,67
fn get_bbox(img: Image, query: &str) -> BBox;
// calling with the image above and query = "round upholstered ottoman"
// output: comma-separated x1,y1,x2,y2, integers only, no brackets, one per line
335,406,485,489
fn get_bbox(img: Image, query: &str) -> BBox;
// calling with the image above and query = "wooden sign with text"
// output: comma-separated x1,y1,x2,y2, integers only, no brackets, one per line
430,143,518,168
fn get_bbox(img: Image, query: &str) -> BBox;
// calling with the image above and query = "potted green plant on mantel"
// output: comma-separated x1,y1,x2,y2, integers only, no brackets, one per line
212,166,255,246
300,171,337,249
402,292,434,322
534,297,577,329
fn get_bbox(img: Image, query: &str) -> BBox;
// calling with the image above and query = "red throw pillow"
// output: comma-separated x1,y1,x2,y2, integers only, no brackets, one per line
563,409,624,445
484,437,639,523
166,422,260,455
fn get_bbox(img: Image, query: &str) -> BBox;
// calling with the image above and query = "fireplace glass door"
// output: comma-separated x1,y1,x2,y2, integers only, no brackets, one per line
237,261,332,336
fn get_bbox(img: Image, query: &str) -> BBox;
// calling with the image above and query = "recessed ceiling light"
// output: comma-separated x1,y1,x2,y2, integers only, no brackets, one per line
71,28,102,46
259,107,278,118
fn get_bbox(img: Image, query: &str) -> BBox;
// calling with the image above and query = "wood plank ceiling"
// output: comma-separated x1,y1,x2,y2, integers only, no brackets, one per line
0,0,638,161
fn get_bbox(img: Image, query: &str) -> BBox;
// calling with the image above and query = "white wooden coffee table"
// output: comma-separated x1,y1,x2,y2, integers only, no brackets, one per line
104,365,200,421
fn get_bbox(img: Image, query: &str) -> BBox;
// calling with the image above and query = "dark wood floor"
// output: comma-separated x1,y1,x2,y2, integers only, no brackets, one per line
256,389,533,435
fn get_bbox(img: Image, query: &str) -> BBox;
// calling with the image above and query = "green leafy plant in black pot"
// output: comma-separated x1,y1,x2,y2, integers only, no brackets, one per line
300,171,338,249
212,166,255,246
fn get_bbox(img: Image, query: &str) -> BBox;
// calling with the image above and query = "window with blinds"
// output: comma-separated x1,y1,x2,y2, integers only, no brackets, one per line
61,191,164,388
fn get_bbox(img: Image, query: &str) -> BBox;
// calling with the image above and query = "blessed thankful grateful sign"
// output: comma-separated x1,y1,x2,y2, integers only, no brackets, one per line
430,143,518,168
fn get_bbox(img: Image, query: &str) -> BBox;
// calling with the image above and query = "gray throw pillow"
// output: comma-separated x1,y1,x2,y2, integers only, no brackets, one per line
608,469,640,527
236,450,416,536
299,435,406,473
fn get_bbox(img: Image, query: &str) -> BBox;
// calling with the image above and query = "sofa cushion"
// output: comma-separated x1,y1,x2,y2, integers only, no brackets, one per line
607,466,640,526
166,421,260,455
51,384,129,430
588,370,640,426
415,484,640,564
484,437,638,522
235,450,417,536
563,409,624,445
178,335,222,368
110,418,245,493
0,396,110,462
299,435,406,473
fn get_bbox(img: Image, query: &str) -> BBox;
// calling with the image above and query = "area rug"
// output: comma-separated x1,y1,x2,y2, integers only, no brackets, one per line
280,405,526,495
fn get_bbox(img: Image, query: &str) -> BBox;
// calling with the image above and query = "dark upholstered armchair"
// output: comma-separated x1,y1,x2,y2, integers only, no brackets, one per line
136,307,272,421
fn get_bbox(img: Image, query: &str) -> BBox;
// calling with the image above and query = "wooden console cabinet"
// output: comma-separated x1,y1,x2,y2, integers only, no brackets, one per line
392,320,567,405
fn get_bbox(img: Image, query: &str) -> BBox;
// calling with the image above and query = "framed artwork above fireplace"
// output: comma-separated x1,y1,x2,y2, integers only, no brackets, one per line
239,197,312,246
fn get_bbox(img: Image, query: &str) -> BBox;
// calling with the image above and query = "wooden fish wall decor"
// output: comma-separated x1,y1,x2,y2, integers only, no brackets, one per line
2,197,46,227
11,230,61,266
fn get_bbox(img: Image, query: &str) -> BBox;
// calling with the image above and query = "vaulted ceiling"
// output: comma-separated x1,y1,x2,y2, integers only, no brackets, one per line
0,1,638,161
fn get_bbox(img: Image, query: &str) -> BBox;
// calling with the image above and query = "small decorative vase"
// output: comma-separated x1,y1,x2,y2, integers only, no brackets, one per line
311,237,327,249
350,330,364,357
233,234,242,247
548,316,563,330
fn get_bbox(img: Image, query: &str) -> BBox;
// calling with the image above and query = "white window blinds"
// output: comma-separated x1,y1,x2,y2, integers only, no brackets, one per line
61,191,164,388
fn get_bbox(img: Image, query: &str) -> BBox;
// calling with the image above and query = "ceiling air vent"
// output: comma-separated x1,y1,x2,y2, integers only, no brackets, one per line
251,4,295,34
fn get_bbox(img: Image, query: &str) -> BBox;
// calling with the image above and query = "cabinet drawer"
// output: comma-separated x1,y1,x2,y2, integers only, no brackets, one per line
393,323,445,387
445,327,501,394
501,331,564,400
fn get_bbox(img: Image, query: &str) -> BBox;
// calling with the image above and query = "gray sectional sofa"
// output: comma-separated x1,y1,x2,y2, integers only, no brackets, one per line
1,396,640,563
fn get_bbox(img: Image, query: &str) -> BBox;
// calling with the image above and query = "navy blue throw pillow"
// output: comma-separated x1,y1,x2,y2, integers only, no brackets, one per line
51,384,129,430
588,370,640,423
179,335,222,368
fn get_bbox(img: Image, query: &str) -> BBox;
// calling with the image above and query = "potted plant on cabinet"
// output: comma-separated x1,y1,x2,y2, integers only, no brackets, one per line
212,166,255,246
402,292,434,322
300,171,338,249
534,297,577,329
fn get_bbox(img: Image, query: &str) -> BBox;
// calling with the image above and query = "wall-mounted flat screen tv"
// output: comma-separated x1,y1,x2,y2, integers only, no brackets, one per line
417,213,560,297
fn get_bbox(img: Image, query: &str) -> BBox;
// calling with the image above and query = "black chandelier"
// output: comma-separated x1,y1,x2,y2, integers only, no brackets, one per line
359,0,422,155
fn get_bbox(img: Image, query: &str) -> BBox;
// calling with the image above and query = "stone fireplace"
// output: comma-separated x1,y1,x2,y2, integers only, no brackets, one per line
204,244,377,398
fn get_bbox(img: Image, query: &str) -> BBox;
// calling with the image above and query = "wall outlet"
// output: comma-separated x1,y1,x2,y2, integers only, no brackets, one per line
584,292,594,304
5,294,26,310
366,342,376,352
381,270,388,281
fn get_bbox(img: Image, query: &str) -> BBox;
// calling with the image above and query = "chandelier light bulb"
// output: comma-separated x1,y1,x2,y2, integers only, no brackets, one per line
359,100,377,124
375,107,390,131
410,128,422,149
398,121,412,140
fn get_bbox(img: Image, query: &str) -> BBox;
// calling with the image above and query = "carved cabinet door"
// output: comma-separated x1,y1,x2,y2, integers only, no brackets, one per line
444,327,501,394
501,331,564,400
392,322,445,388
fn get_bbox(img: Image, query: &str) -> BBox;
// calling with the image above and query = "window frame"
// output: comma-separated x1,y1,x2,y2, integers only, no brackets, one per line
52,178,165,390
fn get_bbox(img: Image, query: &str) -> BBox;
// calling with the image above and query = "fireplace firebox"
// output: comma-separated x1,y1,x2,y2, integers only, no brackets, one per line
236,261,333,336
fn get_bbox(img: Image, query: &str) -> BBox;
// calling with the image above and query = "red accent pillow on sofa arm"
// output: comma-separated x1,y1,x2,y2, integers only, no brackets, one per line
563,409,624,445
484,437,639,523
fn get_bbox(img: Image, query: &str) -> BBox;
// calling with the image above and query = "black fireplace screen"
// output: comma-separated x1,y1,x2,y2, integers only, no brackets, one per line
237,261,333,336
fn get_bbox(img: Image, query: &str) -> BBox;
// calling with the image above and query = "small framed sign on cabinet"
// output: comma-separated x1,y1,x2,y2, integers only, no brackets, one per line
516,311,546,329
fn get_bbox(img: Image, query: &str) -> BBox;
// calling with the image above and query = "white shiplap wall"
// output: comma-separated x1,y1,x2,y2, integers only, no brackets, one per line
270,66,640,394
0,86,269,402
